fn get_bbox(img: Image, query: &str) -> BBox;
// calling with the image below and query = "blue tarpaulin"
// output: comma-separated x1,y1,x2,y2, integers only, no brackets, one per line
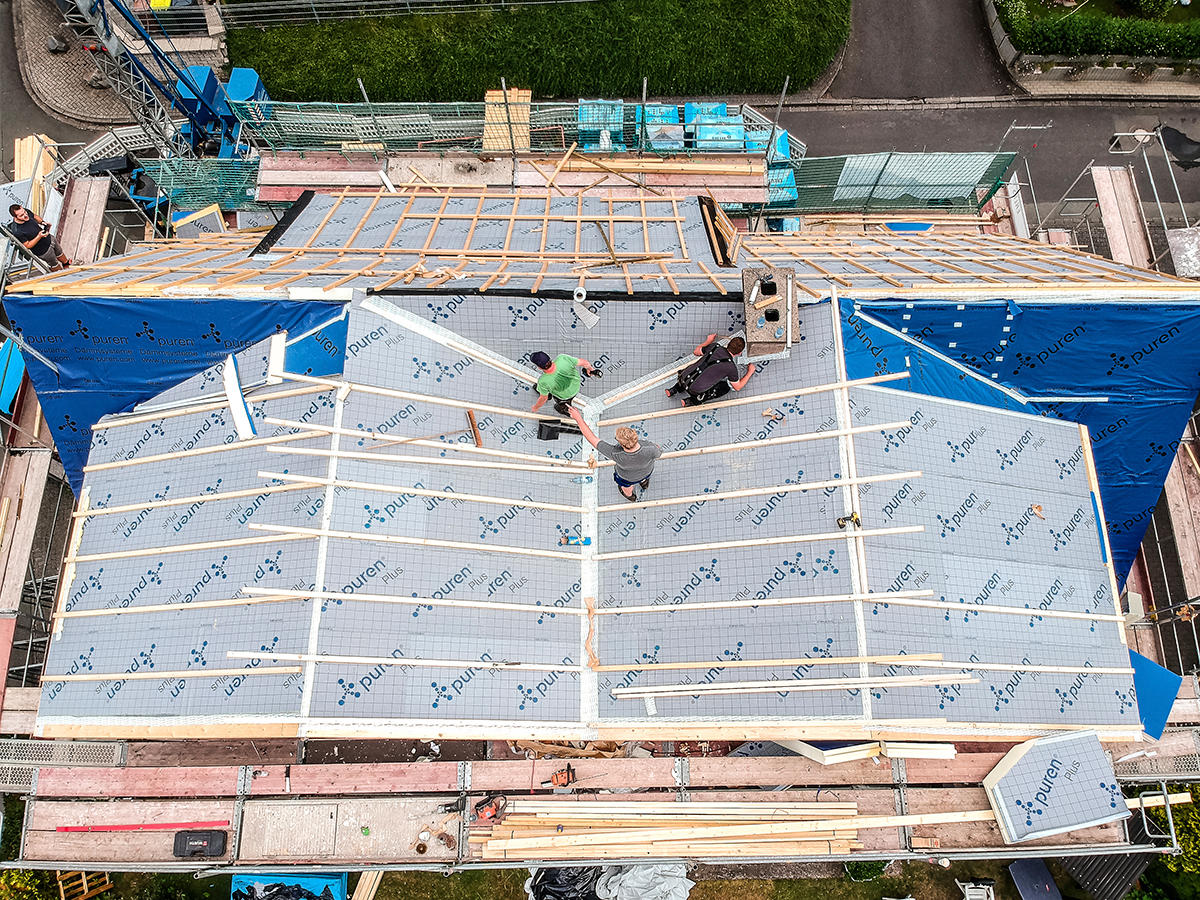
841,299,1200,584
231,874,347,900
0,340,26,414
3,295,346,490
1130,649,1182,739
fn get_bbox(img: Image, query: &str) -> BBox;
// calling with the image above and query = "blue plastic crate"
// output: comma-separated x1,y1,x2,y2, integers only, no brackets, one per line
746,128,792,162
683,101,726,131
578,99,624,138
636,104,680,125
767,166,798,202
694,114,745,151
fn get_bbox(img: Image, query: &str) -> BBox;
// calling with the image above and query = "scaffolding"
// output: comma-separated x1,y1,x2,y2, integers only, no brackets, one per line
727,151,1018,217
229,99,807,158
138,157,266,211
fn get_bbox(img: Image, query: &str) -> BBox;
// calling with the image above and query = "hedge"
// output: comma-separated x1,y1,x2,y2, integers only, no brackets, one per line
226,0,851,103
996,0,1200,57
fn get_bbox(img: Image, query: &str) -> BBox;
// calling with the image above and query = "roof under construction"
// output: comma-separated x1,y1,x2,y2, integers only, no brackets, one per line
10,189,1191,300
37,285,1136,741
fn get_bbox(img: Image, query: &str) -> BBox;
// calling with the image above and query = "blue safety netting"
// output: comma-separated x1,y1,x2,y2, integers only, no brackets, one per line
4,295,346,489
841,299,1200,585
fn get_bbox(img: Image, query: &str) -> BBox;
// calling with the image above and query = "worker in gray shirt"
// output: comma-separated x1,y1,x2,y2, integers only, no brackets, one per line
568,408,661,502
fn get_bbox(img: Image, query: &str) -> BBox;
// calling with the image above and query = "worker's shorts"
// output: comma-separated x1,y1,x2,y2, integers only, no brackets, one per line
34,237,65,268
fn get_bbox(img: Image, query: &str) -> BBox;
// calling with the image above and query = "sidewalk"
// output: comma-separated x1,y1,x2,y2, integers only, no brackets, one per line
10,0,225,131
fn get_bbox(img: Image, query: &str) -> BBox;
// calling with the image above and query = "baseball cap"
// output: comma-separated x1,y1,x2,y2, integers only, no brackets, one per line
530,351,552,370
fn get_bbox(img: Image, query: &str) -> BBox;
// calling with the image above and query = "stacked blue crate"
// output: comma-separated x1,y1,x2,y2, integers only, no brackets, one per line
746,128,792,162
578,99,625,152
693,114,745,151
767,166,799,204
635,104,684,151
683,101,725,148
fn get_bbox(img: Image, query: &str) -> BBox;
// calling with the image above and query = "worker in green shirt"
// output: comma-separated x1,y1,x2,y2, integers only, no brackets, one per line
529,351,600,416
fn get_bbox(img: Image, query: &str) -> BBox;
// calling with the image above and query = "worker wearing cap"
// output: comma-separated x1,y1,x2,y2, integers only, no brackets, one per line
667,334,756,407
529,350,599,416
7,205,70,270
568,408,660,502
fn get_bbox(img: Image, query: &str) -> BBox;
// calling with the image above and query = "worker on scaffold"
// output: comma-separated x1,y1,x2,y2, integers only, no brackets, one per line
529,350,600,416
666,334,756,407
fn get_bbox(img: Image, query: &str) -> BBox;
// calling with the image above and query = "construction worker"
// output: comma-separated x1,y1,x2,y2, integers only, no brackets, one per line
7,205,70,270
530,350,599,416
568,408,660,502
667,334,756,407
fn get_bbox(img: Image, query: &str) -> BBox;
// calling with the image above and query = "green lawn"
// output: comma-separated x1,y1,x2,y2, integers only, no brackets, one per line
226,0,851,103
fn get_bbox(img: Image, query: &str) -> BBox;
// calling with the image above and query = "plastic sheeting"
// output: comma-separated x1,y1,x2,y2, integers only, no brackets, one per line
597,865,695,900
3,294,345,490
840,300,1200,584
525,866,694,900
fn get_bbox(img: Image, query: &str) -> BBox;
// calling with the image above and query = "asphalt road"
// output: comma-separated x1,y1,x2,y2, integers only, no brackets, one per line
781,103,1200,214
829,0,1019,99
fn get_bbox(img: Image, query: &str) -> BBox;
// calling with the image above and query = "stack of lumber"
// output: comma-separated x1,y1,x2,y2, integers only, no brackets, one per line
256,152,387,202
517,155,766,203
13,134,57,214
472,799,865,860
483,88,531,152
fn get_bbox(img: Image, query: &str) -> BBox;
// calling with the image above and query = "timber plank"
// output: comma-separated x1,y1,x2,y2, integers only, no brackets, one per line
0,451,52,615
56,177,110,265
904,752,1007,784
1166,452,1200,600
688,755,894,787
471,757,677,792
35,766,240,799
258,153,386,172
125,739,298,767
239,797,455,863
27,799,235,832
903,787,1125,848
258,762,459,795
24,829,224,863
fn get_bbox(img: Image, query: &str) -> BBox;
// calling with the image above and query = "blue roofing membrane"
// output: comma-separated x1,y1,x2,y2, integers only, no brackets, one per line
38,294,1139,737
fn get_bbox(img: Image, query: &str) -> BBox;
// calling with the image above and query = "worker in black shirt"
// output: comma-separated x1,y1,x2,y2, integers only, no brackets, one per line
7,205,70,270
666,334,756,407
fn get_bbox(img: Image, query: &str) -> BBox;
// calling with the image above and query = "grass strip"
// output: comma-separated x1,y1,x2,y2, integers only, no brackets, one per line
227,0,850,102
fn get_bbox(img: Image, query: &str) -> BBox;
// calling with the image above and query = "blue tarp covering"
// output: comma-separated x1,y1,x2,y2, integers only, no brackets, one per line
0,340,26,414
231,874,347,900
1130,649,1182,739
841,300,1200,584
4,295,345,490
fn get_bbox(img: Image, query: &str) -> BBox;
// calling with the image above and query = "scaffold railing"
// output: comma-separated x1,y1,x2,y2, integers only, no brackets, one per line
228,99,807,158
723,150,1018,217
138,157,265,211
